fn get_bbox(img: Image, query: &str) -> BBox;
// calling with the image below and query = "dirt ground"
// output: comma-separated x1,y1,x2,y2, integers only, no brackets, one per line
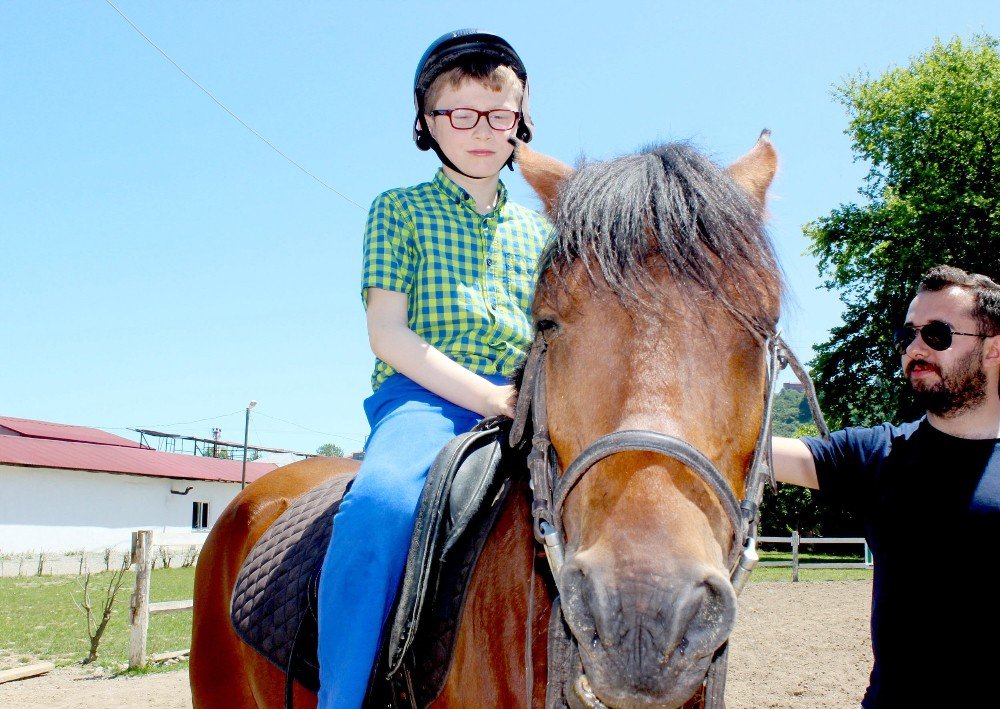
0,580,872,708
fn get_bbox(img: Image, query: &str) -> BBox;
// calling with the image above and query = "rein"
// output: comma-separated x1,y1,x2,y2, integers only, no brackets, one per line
510,328,829,708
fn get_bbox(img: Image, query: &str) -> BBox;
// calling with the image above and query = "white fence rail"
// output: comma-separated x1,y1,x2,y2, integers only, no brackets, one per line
759,531,873,581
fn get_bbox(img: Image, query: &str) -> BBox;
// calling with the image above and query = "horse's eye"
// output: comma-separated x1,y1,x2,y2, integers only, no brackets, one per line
536,318,559,333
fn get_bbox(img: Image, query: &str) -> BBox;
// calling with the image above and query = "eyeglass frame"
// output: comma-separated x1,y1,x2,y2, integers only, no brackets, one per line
892,319,994,355
427,107,521,131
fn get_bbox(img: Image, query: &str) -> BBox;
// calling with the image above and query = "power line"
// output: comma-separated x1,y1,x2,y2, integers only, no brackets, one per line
104,0,364,210
140,409,245,429
254,410,366,443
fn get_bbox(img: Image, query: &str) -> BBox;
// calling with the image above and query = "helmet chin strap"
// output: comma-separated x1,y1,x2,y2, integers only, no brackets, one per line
418,114,515,180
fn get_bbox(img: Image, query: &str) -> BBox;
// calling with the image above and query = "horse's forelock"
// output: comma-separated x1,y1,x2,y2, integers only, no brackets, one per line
539,143,782,338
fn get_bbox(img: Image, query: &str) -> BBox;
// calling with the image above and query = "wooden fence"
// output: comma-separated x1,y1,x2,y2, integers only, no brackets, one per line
758,532,873,582
128,530,195,668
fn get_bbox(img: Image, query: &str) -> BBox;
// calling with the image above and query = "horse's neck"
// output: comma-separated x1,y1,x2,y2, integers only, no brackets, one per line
433,477,552,708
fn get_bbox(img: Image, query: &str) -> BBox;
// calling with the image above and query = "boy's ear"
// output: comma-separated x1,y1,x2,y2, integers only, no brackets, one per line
513,139,573,218
727,129,778,211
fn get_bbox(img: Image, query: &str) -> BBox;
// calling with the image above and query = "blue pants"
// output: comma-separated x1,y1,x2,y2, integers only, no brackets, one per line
317,374,503,707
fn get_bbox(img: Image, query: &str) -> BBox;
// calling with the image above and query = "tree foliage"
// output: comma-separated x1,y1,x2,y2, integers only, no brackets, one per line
807,35,1000,429
316,442,344,457
770,388,813,437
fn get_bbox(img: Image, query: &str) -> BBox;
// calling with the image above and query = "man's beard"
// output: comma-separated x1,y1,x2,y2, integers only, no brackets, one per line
908,348,988,417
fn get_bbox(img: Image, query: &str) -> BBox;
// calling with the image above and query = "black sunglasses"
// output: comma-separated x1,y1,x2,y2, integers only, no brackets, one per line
892,320,991,355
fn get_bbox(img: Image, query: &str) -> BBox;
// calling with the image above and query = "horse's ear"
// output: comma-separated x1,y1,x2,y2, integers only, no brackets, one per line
513,140,574,217
727,129,778,210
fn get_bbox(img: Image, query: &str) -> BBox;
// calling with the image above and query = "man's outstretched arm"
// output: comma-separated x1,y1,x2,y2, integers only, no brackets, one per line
772,437,820,489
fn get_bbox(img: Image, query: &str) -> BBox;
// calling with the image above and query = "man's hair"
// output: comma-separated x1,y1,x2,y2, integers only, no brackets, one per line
424,64,523,112
918,264,1000,335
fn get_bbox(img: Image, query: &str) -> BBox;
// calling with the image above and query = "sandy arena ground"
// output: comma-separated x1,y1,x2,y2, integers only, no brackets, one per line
0,580,872,708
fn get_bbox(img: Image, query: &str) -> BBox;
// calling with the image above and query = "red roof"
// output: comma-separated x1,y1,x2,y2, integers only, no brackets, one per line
0,435,278,484
0,415,147,448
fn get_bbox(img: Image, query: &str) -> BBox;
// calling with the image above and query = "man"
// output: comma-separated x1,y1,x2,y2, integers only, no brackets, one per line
774,265,1000,707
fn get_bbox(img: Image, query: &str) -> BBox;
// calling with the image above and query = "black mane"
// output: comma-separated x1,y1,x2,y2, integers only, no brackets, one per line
538,142,782,338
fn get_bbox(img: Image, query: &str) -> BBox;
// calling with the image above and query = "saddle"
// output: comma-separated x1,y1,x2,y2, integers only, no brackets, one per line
230,418,523,707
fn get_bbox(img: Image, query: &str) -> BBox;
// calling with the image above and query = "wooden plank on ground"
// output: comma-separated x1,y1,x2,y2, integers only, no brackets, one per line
149,650,190,663
0,662,56,685
149,599,193,614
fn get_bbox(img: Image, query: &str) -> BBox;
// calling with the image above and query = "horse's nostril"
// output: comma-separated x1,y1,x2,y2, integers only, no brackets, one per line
678,574,737,657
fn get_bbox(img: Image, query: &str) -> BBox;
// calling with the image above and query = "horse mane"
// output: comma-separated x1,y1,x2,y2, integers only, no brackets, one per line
538,142,783,339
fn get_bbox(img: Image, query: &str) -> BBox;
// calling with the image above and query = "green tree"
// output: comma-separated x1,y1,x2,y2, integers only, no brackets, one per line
316,443,344,457
807,35,1000,429
770,388,812,437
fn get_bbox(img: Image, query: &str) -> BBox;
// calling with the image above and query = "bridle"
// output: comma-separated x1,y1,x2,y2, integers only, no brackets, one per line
509,326,829,708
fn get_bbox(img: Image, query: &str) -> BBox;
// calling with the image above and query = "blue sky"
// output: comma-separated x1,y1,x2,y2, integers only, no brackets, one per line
3,1,997,454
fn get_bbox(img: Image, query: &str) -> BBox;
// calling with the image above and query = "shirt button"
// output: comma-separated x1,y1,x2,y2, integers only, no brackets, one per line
486,258,492,267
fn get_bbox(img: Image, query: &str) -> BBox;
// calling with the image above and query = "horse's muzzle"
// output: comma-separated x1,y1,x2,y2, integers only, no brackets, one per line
559,558,737,708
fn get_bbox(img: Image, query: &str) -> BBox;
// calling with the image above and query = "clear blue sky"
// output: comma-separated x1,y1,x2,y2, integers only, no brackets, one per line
2,1,997,454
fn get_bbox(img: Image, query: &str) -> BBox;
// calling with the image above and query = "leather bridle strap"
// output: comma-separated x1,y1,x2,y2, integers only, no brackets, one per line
552,430,744,560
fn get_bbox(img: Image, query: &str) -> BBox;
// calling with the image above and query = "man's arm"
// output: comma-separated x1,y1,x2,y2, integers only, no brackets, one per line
366,287,515,418
772,437,820,489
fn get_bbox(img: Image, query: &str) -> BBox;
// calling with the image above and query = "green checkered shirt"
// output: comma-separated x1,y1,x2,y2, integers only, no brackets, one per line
362,169,551,391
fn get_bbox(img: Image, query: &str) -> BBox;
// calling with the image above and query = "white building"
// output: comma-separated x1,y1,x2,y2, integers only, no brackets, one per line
0,415,279,555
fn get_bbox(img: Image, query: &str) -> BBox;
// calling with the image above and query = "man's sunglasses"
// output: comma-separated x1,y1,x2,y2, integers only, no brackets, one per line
892,320,992,355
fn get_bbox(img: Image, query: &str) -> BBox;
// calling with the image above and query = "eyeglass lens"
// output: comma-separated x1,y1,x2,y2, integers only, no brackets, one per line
893,321,953,355
446,109,517,130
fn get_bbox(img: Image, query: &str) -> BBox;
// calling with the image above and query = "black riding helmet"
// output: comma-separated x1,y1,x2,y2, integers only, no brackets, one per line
413,29,533,175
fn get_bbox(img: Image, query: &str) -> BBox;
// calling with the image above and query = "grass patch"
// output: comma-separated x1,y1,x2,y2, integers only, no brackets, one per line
0,567,194,671
750,566,874,582
750,549,874,582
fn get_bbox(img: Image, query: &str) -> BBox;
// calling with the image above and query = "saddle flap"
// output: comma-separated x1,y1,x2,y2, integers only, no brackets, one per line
385,421,508,673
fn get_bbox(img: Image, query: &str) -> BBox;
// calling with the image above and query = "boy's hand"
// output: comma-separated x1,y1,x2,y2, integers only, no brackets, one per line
485,384,518,419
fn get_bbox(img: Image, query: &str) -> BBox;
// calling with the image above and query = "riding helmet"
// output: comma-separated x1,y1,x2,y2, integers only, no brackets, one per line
412,29,533,155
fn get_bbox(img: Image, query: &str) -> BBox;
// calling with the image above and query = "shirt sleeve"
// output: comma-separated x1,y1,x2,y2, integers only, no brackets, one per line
361,191,415,305
801,424,890,506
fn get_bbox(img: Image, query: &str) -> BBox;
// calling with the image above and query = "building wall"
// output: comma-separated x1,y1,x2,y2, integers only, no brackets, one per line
0,464,240,553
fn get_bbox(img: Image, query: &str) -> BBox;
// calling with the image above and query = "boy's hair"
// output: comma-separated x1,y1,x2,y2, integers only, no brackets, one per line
918,264,1000,334
423,64,523,112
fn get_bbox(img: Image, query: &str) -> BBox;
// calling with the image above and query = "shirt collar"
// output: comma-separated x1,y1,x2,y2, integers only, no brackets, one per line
432,169,508,215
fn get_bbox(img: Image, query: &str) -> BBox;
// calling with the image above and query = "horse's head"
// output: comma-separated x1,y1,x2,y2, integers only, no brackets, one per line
516,135,781,707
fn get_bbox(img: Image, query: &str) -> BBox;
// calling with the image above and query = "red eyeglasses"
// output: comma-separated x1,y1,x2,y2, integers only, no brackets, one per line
428,108,520,131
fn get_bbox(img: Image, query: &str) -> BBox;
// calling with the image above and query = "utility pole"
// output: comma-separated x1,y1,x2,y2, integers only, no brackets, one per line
241,400,257,490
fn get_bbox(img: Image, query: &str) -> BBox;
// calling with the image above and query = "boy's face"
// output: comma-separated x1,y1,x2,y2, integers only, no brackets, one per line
427,78,520,180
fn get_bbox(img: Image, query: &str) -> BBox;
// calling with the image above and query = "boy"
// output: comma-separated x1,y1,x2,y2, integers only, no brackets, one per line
317,29,550,707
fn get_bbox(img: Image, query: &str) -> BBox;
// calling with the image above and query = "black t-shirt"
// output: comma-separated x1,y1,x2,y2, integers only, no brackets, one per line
804,419,1000,707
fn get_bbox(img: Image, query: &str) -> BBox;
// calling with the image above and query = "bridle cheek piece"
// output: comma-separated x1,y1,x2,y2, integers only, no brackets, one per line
509,328,829,707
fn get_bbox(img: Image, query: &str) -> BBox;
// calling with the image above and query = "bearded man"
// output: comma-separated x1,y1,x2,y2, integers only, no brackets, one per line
774,265,1000,707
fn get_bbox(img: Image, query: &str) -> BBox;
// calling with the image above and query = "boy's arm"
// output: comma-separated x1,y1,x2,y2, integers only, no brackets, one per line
366,287,516,418
772,437,820,489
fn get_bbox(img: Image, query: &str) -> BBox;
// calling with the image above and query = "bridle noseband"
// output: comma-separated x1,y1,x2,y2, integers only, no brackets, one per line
509,326,829,708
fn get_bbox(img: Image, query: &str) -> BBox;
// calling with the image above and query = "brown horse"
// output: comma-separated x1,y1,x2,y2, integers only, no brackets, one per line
190,133,781,708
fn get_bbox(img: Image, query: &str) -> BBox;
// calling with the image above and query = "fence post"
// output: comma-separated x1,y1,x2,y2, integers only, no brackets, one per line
791,530,800,582
129,530,153,669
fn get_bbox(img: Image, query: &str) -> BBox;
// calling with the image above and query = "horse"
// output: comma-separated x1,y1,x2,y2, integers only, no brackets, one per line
190,132,783,708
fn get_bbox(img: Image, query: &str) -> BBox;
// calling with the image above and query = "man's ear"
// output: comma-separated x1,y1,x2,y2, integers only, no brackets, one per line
983,333,1000,373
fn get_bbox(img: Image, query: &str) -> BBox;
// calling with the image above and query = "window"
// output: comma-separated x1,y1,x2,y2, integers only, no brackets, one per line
192,501,209,530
